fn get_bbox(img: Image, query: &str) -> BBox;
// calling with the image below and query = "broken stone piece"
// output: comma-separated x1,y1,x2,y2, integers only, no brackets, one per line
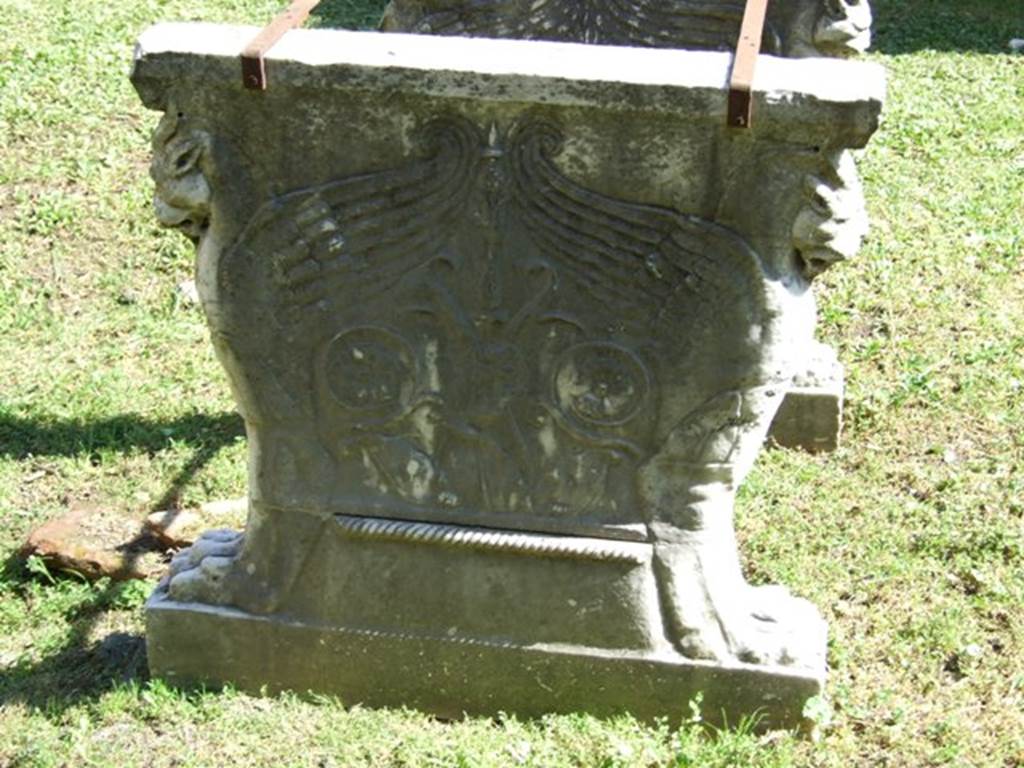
176,278,201,307
146,510,202,549
20,506,165,581
769,342,845,452
145,497,246,548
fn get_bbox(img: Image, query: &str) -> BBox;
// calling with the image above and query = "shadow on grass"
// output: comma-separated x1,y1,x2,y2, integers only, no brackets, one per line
0,552,150,712
0,410,243,461
0,410,244,713
0,409,244,510
0,625,150,713
869,0,1020,55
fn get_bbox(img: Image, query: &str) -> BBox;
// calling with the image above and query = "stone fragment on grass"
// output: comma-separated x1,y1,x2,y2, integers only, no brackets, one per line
176,278,200,306
768,342,845,453
145,510,202,548
145,497,246,548
20,505,165,581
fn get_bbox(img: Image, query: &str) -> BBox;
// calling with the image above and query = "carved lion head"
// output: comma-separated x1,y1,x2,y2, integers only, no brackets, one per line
792,151,869,279
150,110,212,242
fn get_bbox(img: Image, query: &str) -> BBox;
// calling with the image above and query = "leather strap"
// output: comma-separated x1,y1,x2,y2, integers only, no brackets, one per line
241,0,322,91
728,0,770,129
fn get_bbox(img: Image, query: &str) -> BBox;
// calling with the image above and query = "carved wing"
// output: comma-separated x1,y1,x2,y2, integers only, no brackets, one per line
507,122,765,328
211,119,483,424
224,119,483,324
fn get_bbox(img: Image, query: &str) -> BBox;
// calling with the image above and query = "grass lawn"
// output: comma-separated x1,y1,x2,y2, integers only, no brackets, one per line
0,0,1022,765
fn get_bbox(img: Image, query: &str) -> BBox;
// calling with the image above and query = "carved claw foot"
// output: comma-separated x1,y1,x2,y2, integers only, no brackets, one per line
725,584,828,669
654,543,826,670
165,528,244,605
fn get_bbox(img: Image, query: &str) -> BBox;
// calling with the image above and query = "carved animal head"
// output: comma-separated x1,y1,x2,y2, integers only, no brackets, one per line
150,110,212,242
789,0,873,58
792,150,868,279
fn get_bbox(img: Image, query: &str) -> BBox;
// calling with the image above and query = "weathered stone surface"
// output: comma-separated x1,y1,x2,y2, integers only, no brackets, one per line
148,595,822,731
381,0,873,455
381,0,874,59
132,23,884,727
21,506,165,581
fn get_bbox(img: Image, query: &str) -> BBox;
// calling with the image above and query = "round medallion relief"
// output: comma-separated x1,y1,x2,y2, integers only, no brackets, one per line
323,326,415,416
554,342,650,427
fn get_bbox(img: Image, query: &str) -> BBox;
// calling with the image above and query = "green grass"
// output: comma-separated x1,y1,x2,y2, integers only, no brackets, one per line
1,0,1022,765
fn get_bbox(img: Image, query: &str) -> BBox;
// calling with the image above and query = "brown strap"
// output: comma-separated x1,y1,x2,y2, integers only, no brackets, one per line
727,0,769,129
241,0,322,91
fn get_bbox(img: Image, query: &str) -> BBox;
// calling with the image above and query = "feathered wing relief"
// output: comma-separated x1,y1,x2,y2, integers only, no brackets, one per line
237,119,481,321
507,122,760,325
216,116,775,540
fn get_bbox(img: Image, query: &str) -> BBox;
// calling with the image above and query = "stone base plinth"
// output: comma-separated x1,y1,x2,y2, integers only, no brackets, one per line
148,514,824,732
768,343,845,453
147,595,821,731
769,385,843,453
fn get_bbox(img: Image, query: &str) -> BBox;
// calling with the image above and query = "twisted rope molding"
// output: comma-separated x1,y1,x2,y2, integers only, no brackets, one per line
335,514,650,564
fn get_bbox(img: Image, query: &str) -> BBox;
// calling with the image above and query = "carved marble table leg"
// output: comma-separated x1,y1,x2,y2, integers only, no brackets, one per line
132,24,883,730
